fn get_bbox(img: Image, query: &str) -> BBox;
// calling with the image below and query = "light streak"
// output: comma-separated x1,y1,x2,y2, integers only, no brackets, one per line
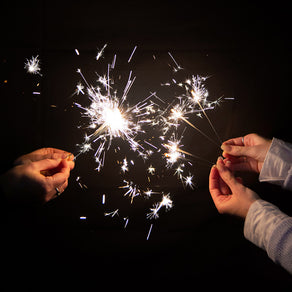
168,52,183,71
179,114,220,147
128,45,137,63
146,224,153,240
104,209,119,217
96,44,107,61
124,217,129,228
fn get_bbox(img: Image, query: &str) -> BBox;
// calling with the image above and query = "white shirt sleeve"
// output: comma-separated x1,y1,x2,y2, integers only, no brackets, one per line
244,199,292,274
259,138,292,190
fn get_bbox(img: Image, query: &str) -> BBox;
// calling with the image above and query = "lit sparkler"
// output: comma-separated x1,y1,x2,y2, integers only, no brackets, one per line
74,65,157,171
70,48,231,239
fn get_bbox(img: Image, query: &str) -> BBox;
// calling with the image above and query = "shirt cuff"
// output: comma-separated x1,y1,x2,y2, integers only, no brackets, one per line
259,138,292,189
244,199,288,250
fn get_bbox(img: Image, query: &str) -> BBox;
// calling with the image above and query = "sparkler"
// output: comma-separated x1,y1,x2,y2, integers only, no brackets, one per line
20,45,232,241
74,66,157,171
69,47,231,240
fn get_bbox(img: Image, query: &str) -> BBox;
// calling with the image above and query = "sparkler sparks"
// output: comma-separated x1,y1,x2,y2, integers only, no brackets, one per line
184,174,194,189
96,44,107,61
74,63,156,171
146,193,173,220
104,209,119,217
69,46,232,239
24,55,42,75
147,165,155,175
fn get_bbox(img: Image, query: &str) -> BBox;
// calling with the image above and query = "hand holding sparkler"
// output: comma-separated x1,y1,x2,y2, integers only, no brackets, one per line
221,133,272,173
0,148,75,205
209,157,259,218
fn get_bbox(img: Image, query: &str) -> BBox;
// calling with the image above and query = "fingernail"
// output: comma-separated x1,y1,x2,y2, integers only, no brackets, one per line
225,160,231,165
67,153,74,160
218,156,224,162
62,152,69,159
221,144,229,151
217,156,225,168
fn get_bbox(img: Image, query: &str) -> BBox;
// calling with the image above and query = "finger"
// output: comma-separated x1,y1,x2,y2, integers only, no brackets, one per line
40,148,73,160
221,143,260,160
221,144,246,156
223,156,253,172
49,167,70,188
219,174,231,195
216,157,240,192
67,159,75,170
27,148,73,161
209,165,223,199
33,158,63,171
222,137,245,146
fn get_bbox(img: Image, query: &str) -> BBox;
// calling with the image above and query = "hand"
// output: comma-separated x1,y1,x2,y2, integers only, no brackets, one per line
14,148,73,166
209,157,259,218
221,133,272,173
0,148,75,205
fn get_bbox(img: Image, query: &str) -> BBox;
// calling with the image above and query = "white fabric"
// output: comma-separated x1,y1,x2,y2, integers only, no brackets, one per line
259,138,292,190
244,137,292,274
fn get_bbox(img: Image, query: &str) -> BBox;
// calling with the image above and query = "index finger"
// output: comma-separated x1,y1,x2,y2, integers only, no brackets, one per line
18,148,72,163
35,148,72,159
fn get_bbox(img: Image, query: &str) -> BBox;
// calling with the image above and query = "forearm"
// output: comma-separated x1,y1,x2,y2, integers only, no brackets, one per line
244,199,292,274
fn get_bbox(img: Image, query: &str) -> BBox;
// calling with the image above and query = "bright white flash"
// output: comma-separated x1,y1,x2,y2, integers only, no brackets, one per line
103,106,128,136
24,55,41,75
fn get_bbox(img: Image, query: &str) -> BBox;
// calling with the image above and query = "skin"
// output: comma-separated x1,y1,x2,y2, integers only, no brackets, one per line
0,148,75,205
209,133,272,218
209,157,259,218
221,133,272,173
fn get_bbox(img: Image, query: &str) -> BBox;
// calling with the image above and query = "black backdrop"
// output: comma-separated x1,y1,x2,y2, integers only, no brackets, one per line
1,0,292,289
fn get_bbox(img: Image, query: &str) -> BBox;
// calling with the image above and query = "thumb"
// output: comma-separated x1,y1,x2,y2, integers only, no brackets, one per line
216,157,241,191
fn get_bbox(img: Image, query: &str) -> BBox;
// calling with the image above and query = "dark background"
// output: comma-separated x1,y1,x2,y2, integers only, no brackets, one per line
0,0,292,289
